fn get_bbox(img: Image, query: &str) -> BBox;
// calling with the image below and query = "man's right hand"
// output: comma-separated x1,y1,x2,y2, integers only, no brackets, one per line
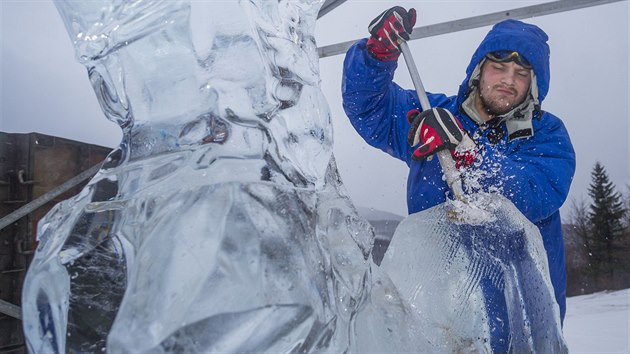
367,6,416,61
407,108,477,168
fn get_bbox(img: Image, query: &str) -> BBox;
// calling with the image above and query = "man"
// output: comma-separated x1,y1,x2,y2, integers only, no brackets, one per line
342,4,575,340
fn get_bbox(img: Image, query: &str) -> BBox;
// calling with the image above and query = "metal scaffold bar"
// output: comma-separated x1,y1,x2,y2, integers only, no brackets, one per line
0,299,22,320
0,162,103,231
318,0,348,19
318,0,625,58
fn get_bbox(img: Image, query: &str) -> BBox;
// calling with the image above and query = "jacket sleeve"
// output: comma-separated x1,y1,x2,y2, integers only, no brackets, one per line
477,114,576,223
342,39,438,164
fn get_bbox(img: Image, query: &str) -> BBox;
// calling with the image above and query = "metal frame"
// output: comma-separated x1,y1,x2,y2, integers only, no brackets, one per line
0,299,22,320
318,0,626,58
0,162,102,232
318,0,348,19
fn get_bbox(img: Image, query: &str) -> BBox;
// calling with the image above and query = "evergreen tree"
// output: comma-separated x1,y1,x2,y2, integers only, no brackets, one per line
567,197,592,264
587,162,626,275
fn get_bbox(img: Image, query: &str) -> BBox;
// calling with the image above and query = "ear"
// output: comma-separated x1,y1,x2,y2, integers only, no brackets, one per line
530,71,540,104
468,58,485,89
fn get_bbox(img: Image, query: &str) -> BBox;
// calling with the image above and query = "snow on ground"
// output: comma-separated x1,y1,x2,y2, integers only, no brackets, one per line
564,289,630,353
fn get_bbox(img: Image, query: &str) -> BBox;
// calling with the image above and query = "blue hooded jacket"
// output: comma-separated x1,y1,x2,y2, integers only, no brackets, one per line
342,20,575,321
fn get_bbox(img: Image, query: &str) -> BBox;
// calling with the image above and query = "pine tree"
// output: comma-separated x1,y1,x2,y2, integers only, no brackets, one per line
587,162,626,276
567,197,592,265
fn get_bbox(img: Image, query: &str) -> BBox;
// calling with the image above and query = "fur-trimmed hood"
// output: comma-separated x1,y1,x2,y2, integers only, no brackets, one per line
456,19,551,107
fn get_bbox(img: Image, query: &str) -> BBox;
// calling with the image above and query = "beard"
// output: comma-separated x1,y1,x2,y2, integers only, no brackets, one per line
478,84,528,117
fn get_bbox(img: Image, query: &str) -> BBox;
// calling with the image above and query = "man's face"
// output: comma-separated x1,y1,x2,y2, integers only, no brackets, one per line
476,59,532,117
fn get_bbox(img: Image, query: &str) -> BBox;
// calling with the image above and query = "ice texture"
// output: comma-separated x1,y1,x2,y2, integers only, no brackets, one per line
379,193,567,353
22,1,566,353
22,1,374,352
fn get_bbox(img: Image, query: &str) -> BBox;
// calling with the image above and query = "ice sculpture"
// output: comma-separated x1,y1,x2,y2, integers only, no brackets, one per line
22,0,567,353
22,1,376,352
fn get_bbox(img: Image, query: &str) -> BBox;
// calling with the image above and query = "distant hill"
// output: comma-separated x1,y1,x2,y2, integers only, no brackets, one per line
356,207,405,265
356,207,405,222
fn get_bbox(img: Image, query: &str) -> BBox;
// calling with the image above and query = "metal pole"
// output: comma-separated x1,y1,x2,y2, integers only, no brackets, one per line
0,162,103,231
0,299,21,320
318,0,625,58
318,0,347,19
399,42,464,201
399,43,431,111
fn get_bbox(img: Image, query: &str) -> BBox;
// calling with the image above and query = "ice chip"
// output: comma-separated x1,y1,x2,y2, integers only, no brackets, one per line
447,192,499,225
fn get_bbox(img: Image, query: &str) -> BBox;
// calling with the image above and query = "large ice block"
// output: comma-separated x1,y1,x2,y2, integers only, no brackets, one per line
379,193,567,353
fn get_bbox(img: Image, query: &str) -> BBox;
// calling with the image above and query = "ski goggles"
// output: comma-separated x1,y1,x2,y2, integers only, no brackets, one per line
486,50,532,69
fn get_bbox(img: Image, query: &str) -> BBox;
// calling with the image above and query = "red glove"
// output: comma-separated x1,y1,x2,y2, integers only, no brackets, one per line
407,108,476,168
367,6,416,61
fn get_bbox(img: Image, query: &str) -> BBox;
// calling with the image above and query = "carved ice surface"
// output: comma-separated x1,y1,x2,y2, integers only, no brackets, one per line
379,194,567,353
23,1,373,352
22,1,565,353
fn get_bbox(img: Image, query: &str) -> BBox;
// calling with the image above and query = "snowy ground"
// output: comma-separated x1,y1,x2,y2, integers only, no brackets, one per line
564,289,630,353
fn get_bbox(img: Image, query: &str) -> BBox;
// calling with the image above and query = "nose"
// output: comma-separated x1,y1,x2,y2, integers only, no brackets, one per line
501,71,516,86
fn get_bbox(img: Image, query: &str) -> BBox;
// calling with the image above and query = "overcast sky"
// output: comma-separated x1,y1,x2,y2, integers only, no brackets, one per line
1,0,628,219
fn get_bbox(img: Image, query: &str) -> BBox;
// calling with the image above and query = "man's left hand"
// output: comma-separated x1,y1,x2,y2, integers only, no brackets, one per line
367,6,416,61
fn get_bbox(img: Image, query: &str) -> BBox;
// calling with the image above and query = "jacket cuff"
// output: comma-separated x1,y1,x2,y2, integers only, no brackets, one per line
356,38,399,71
